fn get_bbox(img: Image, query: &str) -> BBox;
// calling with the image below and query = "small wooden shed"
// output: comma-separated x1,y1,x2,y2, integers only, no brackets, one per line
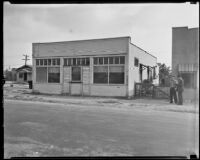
15,65,32,83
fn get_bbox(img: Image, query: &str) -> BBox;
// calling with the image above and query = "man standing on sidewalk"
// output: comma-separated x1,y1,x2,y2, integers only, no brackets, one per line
169,76,178,104
177,74,184,105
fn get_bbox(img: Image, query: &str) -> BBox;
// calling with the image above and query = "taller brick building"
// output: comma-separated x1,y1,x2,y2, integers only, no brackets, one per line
172,26,199,101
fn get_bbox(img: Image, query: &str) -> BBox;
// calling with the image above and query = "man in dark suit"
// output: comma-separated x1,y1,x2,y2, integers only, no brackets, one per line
177,74,184,105
169,76,178,104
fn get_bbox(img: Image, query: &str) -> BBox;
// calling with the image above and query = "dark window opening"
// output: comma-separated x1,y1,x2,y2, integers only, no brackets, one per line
134,58,139,67
93,66,108,84
99,57,103,65
86,58,90,66
64,59,67,66
77,58,81,65
94,57,98,65
48,67,60,83
73,58,76,66
48,59,51,66
24,73,27,81
68,58,72,66
72,67,81,81
109,66,124,84
120,56,125,64
52,59,56,65
57,59,60,65
36,67,47,83
180,72,196,88
36,59,39,66
115,57,120,64
109,57,114,64
19,72,23,78
44,59,47,66
40,59,43,66
104,57,108,64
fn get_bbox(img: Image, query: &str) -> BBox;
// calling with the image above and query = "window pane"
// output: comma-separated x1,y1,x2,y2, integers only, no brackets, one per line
94,57,98,65
53,59,56,65
77,58,81,65
73,58,76,66
109,66,124,72
57,59,60,65
181,72,195,88
36,59,39,66
93,66,108,84
72,67,81,81
64,59,67,66
99,57,103,65
134,58,139,67
48,59,51,66
104,57,108,64
115,57,120,64
109,57,114,64
109,73,124,84
48,67,60,83
86,58,90,66
120,56,125,64
94,66,108,72
40,59,43,66
109,66,124,84
19,72,23,78
82,58,86,65
68,58,72,66
48,67,60,73
44,59,47,66
36,67,47,83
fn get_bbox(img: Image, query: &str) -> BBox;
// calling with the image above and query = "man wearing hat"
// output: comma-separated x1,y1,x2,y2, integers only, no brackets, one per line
169,76,178,104
177,74,184,105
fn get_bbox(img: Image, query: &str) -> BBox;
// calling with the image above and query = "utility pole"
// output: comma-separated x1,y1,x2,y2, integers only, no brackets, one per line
22,54,30,66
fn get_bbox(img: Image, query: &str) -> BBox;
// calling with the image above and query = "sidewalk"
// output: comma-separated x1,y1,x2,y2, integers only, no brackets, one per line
3,83,199,114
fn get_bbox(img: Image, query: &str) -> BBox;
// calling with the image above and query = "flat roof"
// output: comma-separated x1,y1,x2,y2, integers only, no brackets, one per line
33,36,131,44
33,36,156,59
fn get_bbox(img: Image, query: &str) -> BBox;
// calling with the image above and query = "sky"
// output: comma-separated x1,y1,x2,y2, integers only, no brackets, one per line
3,2,199,69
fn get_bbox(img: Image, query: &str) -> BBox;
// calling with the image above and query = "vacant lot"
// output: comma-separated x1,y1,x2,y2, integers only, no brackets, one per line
3,82,199,158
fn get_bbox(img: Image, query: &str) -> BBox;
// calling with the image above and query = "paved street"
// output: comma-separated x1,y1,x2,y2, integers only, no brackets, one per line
4,99,198,158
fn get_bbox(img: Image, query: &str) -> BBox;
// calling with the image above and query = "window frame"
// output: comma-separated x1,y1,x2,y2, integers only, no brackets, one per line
93,56,125,85
63,57,90,67
134,57,139,67
35,58,61,84
71,66,82,82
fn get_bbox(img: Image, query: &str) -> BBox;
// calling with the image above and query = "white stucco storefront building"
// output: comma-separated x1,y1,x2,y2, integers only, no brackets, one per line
32,36,157,97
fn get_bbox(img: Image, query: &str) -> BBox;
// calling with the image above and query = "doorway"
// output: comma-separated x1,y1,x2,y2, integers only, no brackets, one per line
70,66,82,95
24,73,27,81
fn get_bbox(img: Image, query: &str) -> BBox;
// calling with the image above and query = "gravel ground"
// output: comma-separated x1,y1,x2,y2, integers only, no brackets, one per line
3,81,199,114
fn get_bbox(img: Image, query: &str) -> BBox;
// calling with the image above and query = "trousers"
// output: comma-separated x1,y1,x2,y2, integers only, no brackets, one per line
170,87,177,103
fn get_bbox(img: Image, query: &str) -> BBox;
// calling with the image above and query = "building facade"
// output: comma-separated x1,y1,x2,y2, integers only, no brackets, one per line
32,37,157,97
172,27,199,101
16,65,32,83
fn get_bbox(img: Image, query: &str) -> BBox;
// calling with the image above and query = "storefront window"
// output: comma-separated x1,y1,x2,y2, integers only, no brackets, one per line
93,66,108,84
36,67,47,83
48,67,60,83
72,67,81,81
109,66,124,84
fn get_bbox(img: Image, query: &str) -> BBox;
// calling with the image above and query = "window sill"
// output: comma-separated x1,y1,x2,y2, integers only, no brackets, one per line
93,83,126,86
35,82,61,85
70,81,82,83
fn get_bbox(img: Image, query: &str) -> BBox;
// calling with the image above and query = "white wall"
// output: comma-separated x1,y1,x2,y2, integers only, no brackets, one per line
90,85,127,97
33,83,62,94
128,43,157,97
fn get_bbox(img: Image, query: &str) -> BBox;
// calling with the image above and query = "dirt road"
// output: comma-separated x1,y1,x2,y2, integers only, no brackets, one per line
4,99,198,158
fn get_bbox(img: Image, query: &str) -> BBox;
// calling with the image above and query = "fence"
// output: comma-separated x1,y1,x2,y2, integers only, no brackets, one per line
134,83,170,99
